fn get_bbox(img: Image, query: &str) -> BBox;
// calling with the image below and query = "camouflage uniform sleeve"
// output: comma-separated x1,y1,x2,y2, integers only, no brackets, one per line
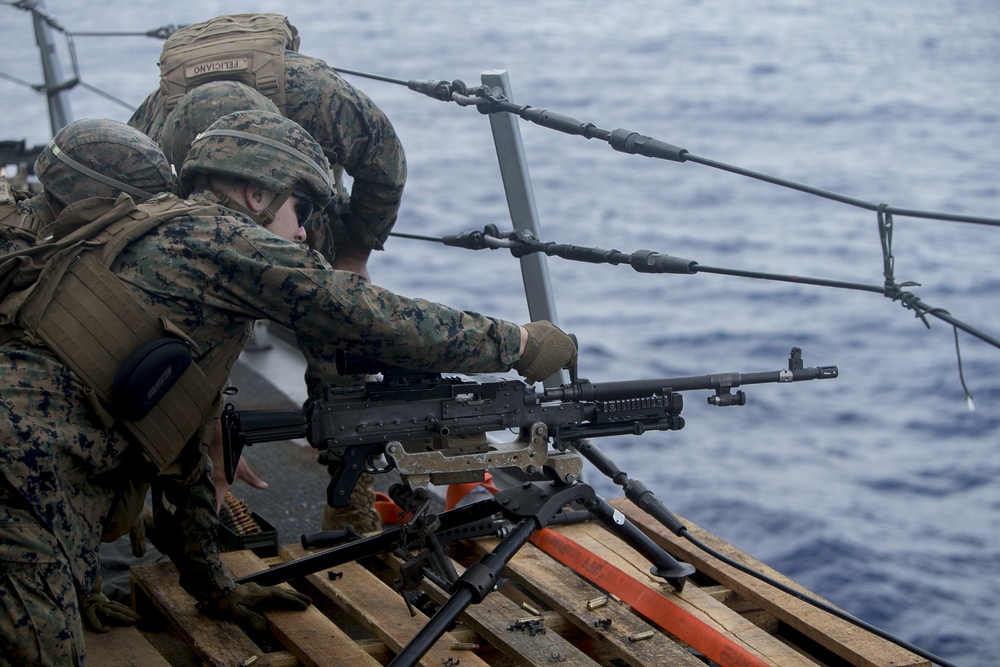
285,52,407,252
128,89,168,141
218,226,521,372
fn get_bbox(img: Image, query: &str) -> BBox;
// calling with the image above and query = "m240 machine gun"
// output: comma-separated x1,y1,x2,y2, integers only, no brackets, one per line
221,347,836,667
221,347,836,505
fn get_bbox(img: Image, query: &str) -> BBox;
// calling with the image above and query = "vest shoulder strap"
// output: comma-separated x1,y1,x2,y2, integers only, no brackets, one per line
0,203,38,245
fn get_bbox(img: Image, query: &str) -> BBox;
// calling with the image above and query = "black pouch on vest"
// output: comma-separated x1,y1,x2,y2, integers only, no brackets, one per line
111,338,192,421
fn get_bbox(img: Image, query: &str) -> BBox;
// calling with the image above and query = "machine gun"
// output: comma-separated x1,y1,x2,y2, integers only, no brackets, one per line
221,347,837,508
222,347,836,667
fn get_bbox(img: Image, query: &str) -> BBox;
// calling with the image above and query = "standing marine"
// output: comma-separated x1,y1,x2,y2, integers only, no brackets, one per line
128,13,426,532
128,13,403,279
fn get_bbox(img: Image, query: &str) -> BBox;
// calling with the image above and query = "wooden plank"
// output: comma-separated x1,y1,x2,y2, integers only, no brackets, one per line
700,585,781,633
282,543,494,667
127,509,926,667
466,535,706,667
84,626,172,667
222,549,381,667
610,498,930,667
552,522,820,667
130,561,273,667
377,552,602,667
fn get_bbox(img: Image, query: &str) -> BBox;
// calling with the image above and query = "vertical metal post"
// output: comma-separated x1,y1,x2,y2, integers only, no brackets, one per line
481,69,568,387
30,0,74,135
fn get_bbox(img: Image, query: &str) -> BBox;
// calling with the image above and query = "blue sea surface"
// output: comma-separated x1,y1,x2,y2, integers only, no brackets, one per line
2,2,998,665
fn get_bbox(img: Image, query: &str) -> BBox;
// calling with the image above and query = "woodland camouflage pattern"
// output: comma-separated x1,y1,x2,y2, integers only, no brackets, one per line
0,188,520,664
1,187,520,587
159,81,280,173
0,193,39,255
0,117,179,661
34,118,173,208
128,47,410,531
130,50,407,256
180,109,333,208
0,480,83,665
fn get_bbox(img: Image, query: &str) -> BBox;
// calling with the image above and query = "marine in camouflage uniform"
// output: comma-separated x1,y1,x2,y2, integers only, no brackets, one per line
0,119,172,665
130,47,410,531
0,110,573,666
0,118,172,255
152,80,392,529
129,50,406,268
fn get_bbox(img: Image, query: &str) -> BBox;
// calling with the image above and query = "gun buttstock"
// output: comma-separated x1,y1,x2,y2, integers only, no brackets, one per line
220,405,308,485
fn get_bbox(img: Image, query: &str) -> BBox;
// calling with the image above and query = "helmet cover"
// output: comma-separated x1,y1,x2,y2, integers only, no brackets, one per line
160,80,280,174
34,118,173,206
179,110,332,208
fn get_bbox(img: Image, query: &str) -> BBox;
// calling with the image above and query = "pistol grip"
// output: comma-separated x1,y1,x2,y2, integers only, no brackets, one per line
325,442,386,507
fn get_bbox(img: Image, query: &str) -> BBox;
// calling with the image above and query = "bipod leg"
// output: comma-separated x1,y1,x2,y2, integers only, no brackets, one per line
585,495,695,591
237,494,505,587
389,480,597,666
388,516,536,667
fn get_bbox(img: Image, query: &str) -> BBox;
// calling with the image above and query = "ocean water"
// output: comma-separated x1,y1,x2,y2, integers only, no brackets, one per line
2,1,998,665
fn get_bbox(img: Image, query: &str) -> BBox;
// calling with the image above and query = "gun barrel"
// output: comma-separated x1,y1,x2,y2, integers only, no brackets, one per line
543,365,838,402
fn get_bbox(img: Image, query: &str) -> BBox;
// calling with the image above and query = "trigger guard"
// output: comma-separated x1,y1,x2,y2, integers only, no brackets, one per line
364,453,393,475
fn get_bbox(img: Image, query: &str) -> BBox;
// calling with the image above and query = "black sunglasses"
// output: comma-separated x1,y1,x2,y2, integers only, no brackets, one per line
292,187,316,226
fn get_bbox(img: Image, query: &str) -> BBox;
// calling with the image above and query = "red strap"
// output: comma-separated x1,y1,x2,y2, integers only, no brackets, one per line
444,472,500,510
374,491,408,525
530,527,773,667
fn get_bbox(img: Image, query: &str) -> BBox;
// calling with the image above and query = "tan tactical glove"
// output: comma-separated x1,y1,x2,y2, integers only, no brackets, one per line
513,321,577,383
200,583,312,633
81,576,141,633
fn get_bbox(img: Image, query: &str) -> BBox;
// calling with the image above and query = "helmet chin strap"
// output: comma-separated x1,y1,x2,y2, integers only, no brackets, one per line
41,191,63,220
255,189,293,226
218,188,293,227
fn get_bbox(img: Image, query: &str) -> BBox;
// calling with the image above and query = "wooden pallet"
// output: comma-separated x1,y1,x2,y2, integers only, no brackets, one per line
114,503,929,667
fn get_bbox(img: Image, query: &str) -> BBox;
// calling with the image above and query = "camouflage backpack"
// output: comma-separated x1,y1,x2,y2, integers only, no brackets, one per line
158,13,300,115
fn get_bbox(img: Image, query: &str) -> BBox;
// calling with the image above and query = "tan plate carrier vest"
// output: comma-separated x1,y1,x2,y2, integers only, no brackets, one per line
159,13,300,114
0,193,248,474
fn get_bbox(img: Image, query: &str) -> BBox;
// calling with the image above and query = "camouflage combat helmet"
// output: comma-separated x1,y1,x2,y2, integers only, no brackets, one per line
179,110,333,211
33,118,173,208
160,80,280,175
